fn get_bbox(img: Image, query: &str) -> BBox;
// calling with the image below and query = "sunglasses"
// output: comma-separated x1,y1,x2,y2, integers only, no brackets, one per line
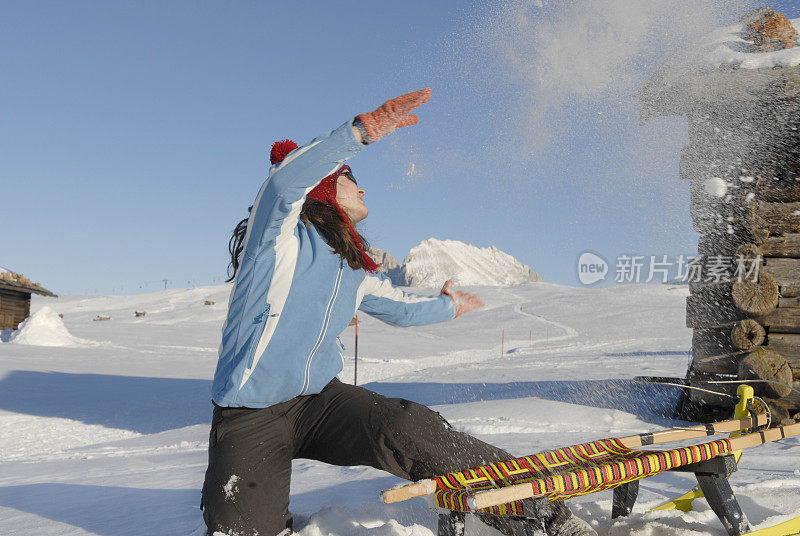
337,168,357,185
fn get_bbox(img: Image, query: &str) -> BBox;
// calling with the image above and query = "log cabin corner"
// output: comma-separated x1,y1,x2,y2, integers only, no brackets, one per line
0,267,57,331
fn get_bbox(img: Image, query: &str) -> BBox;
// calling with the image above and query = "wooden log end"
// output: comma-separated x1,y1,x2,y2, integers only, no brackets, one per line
738,348,793,398
731,319,766,349
731,272,779,315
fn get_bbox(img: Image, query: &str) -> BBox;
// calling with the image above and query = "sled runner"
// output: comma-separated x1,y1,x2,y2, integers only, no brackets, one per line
380,386,800,536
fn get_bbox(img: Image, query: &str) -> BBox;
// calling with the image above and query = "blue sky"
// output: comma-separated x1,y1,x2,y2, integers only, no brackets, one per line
2,0,798,294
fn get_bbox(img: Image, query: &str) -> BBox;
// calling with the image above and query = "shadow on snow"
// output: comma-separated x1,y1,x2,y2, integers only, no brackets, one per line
0,483,200,536
364,379,681,426
0,370,212,434
0,372,680,435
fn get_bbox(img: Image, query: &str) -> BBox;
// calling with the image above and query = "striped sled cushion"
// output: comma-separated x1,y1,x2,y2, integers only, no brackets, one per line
433,437,732,515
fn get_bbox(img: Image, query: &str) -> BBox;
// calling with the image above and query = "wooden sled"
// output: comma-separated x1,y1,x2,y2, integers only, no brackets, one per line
381,385,800,536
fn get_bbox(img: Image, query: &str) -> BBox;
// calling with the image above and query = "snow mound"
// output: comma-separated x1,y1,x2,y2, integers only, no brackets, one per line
402,238,541,288
9,306,95,347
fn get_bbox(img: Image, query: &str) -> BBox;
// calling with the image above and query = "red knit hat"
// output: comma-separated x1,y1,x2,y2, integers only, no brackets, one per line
270,139,380,273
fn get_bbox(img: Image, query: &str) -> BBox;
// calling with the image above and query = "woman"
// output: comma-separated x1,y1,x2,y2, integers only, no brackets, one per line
202,89,595,536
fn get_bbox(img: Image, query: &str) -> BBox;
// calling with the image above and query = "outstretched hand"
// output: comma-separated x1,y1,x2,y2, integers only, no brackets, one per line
356,88,432,142
440,279,484,319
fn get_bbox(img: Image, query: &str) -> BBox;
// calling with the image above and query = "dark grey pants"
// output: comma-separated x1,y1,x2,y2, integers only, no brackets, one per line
202,378,570,536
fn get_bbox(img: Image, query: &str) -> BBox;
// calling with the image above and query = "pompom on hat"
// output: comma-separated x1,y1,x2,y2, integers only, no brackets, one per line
269,139,380,273
270,139,298,165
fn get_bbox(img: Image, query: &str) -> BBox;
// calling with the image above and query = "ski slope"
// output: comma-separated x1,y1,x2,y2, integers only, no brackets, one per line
1,282,798,536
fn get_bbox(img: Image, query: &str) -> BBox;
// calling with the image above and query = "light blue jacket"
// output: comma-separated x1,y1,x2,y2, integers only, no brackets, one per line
211,118,456,408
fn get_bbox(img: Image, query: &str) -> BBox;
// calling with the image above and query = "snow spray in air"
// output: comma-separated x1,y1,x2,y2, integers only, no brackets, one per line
402,0,753,203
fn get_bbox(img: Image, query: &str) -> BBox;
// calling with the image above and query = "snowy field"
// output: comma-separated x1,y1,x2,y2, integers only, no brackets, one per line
1,282,798,536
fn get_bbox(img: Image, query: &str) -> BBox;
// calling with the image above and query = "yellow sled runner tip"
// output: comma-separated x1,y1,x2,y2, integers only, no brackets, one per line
651,488,704,513
744,516,800,536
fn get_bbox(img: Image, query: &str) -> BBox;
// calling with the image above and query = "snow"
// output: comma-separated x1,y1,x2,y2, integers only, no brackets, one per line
9,306,97,347
223,475,240,501
0,282,798,536
402,239,541,288
700,17,800,70
703,177,728,197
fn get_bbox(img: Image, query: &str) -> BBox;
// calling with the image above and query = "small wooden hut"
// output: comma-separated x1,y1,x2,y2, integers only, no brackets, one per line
0,268,57,330
639,8,800,424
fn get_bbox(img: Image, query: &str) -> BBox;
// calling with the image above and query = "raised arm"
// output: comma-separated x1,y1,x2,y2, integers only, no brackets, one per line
245,88,432,257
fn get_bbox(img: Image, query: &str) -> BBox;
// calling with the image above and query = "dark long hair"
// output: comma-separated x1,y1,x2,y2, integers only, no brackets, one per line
226,200,370,282
226,206,253,282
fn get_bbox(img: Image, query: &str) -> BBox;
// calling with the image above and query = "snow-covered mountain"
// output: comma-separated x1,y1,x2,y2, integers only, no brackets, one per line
367,248,405,286
383,238,542,288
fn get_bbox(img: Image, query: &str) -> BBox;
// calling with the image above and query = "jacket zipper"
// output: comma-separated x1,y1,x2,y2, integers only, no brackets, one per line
300,263,343,394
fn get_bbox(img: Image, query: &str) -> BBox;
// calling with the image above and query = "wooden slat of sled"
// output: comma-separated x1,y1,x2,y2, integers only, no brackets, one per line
619,414,768,448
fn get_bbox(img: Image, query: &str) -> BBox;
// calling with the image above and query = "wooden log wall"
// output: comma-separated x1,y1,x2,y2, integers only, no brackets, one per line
0,289,32,331
680,70,800,424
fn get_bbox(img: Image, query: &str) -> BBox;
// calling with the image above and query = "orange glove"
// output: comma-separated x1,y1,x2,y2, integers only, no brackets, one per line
440,279,485,319
356,88,432,142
